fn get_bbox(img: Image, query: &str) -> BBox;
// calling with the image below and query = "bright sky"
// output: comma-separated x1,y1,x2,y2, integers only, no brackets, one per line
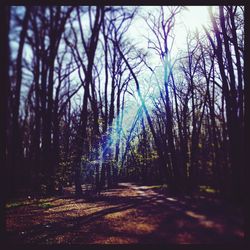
127,6,211,61
15,6,214,138
180,6,210,31
175,6,211,51
121,6,213,131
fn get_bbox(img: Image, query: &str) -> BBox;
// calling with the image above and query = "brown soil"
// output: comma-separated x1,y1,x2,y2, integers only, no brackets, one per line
5,183,244,244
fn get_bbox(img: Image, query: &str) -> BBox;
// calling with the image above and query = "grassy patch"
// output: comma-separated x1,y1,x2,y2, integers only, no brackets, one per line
145,184,168,190
6,200,32,209
147,185,162,189
6,202,23,209
199,185,217,194
38,202,54,209
6,199,55,209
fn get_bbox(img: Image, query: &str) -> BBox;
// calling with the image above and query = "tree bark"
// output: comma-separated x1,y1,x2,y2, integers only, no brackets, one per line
11,6,30,195
0,5,10,243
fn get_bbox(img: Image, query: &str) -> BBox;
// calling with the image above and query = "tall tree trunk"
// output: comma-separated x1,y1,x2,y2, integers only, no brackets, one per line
11,6,30,195
163,54,178,192
74,87,89,197
74,6,104,196
33,56,41,193
0,5,10,243
171,73,187,191
114,89,122,187
206,7,243,201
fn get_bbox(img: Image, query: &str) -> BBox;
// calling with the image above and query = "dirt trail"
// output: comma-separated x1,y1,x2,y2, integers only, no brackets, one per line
6,182,244,244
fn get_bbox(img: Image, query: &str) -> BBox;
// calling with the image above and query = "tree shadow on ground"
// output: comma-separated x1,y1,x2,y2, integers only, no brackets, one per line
7,198,143,243
6,183,244,244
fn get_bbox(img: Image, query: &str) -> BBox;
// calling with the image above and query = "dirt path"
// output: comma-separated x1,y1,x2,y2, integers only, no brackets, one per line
6,183,244,244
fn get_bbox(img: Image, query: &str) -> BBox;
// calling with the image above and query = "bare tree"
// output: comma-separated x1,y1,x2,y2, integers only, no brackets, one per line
204,6,244,201
9,6,30,195
66,6,105,196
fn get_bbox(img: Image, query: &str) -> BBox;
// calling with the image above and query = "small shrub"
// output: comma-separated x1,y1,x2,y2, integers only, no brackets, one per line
199,185,217,194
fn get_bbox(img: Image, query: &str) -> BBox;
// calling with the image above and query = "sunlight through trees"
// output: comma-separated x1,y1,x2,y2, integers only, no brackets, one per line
2,5,245,203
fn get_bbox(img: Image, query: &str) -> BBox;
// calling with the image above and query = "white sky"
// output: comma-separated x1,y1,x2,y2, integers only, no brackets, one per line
15,6,214,133
119,6,213,132
126,6,211,63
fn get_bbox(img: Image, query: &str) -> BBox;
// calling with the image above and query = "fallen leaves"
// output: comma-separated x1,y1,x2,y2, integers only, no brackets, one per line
5,183,244,244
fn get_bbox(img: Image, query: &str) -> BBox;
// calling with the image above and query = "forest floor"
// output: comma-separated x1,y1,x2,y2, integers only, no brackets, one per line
5,182,244,244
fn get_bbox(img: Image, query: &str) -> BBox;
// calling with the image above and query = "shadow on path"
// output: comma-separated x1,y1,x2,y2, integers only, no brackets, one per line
6,182,244,244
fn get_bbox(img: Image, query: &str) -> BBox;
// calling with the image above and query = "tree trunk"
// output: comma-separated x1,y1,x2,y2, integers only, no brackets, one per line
11,6,30,195
0,5,10,243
